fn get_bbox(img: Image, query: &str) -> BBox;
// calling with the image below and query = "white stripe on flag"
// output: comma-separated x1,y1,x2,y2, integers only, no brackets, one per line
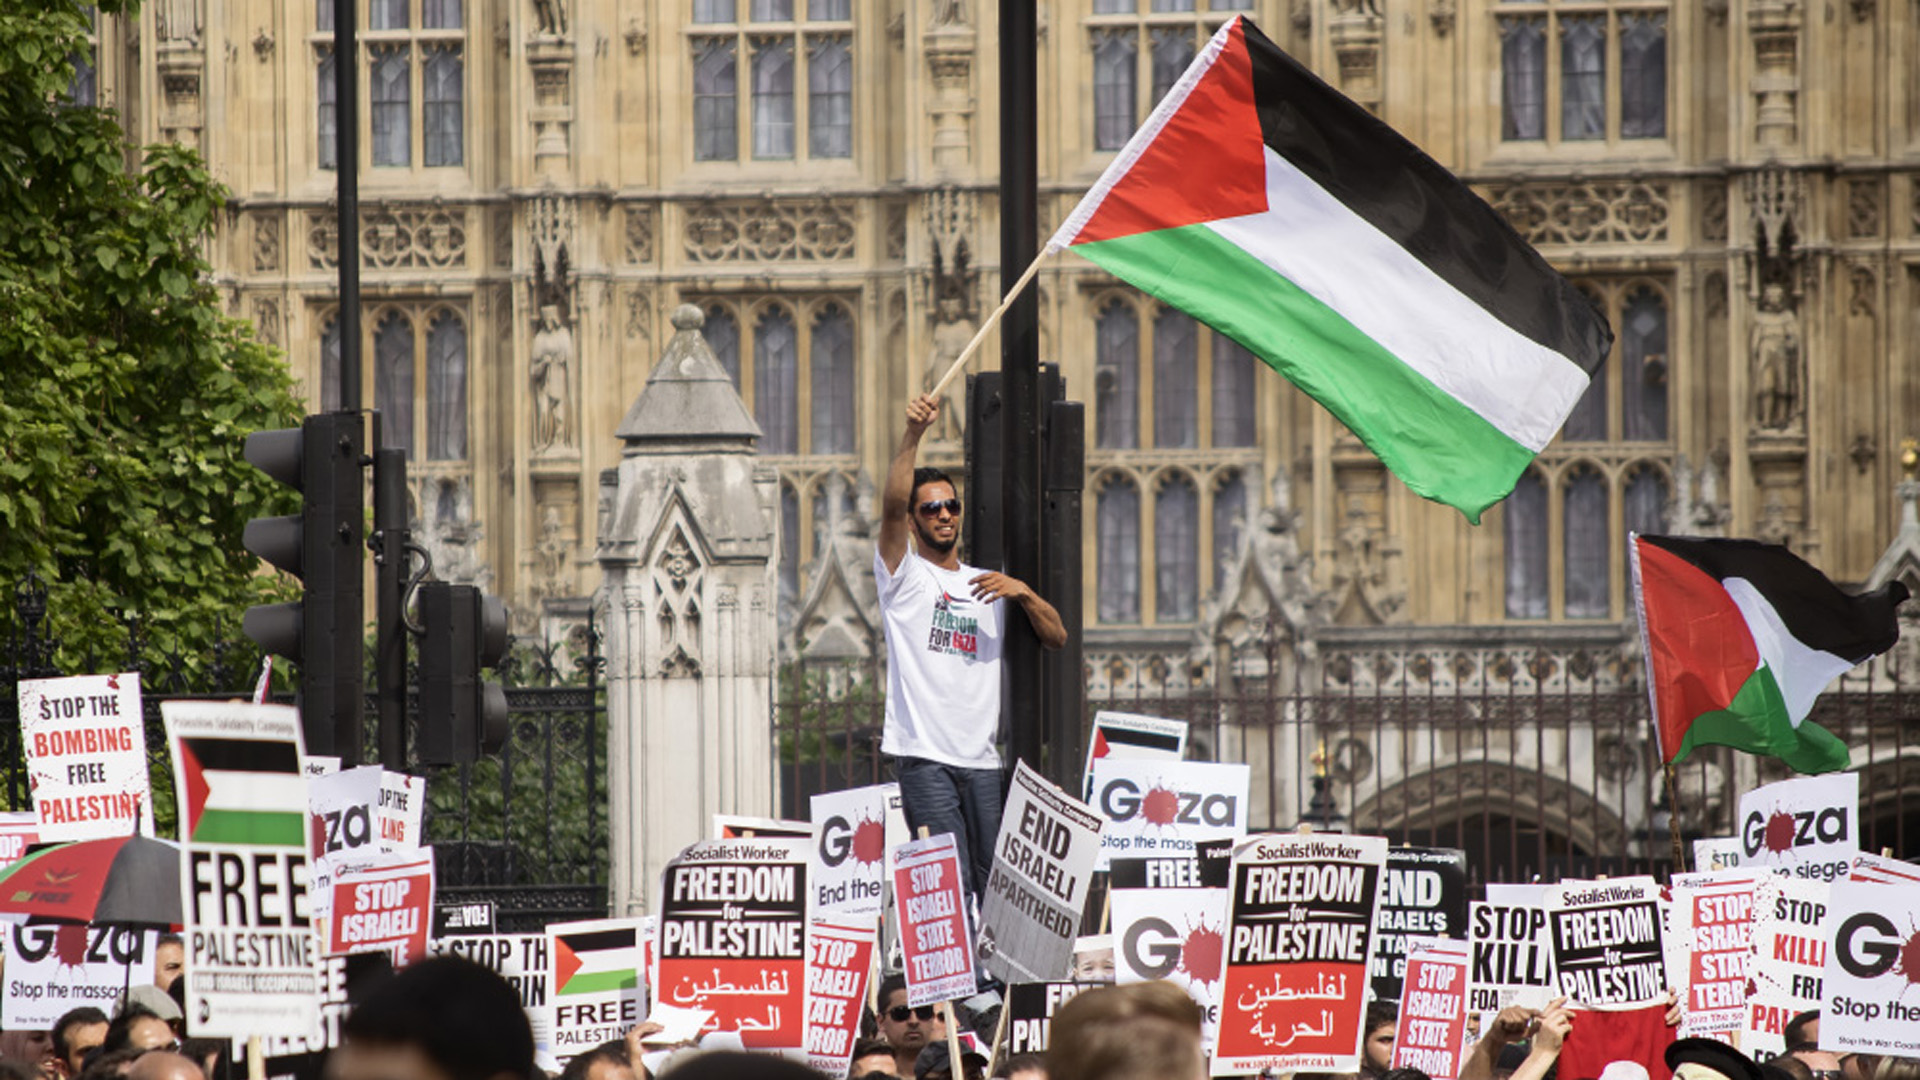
1204,147,1591,453
1722,578,1854,725
206,770,309,815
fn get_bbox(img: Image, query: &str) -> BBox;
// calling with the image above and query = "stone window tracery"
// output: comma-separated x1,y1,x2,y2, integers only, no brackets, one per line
1496,0,1666,147
1086,0,1237,152
691,0,854,163
696,296,859,457
315,0,466,172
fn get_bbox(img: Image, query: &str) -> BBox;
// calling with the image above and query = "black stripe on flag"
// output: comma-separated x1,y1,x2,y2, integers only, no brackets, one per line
561,928,637,953
1237,18,1612,374
1640,534,1910,662
180,737,301,775
1099,725,1183,754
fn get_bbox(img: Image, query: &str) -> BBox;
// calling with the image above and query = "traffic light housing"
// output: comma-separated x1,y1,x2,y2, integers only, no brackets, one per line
241,413,366,758
418,582,510,765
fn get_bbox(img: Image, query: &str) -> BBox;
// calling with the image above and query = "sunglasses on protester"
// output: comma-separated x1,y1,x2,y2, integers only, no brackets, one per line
917,498,962,517
888,1005,937,1022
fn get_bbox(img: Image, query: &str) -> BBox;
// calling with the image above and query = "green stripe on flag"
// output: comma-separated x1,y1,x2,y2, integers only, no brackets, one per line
1673,664,1852,775
560,969,640,996
1074,223,1535,523
189,809,307,847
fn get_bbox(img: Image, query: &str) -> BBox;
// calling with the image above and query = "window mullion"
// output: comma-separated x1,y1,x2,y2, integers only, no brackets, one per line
797,307,813,452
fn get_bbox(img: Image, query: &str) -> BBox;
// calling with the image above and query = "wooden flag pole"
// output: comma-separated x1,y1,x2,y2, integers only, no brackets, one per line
247,1037,265,1080
927,251,1050,400
1663,763,1687,872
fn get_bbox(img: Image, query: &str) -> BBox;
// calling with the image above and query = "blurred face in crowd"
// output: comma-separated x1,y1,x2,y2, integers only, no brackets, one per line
851,1049,898,1076
878,990,944,1055
59,1022,107,1078
126,1016,177,1053
1363,1022,1396,1072
154,941,185,993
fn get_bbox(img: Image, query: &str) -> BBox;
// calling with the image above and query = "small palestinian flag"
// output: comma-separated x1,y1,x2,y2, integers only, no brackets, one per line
1631,534,1910,774
555,926,641,996
1047,17,1611,523
175,736,307,847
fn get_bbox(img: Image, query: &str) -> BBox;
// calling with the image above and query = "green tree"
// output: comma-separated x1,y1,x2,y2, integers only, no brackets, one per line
0,0,305,673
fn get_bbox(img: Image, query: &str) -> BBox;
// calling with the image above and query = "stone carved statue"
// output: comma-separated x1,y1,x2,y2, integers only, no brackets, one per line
158,0,201,42
924,296,972,444
532,504,571,602
1750,283,1800,430
929,0,968,27
533,0,568,36
532,305,574,451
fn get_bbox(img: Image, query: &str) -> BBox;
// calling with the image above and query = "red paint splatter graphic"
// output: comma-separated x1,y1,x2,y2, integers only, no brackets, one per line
1895,923,1920,992
851,816,886,866
1764,811,1796,853
1180,921,1225,986
1141,785,1180,826
53,925,88,968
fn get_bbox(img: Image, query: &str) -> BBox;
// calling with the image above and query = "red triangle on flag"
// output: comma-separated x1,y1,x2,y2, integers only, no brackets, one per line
1069,18,1270,246
1091,728,1111,759
555,936,584,991
1637,540,1761,758
178,741,211,839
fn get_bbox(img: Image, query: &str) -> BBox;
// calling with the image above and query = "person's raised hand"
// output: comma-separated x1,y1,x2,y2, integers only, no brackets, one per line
1532,999,1573,1054
906,394,938,435
969,571,1032,604
1487,1005,1538,1044
1663,987,1683,1027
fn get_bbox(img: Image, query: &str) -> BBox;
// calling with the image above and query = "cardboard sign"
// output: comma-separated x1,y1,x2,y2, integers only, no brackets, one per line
18,672,153,841
1467,894,1556,1031
1111,843,1232,1054
1694,836,1744,872
1,925,156,1029
1735,772,1860,883
377,772,425,849
803,916,878,1077
979,762,1105,984
546,917,647,1064
714,814,813,840
1371,847,1469,1002
1820,881,1920,1053
329,849,435,966
1081,711,1188,800
1743,873,1829,1056
432,934,554,1068
1003,982,1094,1057
1090,759,1248,869
1543,877,1666,1008
1213,833,1388,1076
1392,937,1471,1080
1849,852,1920,885
657,838,809,1050
1666,871,1757,1037
892,832,974,1006
310,767,424,859
809,783,903,918
0,812,41,870
433,899,498,936
164,701,318,1039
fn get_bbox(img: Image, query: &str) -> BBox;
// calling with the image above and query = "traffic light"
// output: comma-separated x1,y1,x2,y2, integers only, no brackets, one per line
241,413,366,758
417,581,511,765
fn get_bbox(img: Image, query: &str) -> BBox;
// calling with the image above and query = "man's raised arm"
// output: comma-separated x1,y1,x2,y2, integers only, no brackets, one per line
878,394,938,574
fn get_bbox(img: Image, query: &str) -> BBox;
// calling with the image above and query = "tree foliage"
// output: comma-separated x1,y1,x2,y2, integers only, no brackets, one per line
0,0,305,672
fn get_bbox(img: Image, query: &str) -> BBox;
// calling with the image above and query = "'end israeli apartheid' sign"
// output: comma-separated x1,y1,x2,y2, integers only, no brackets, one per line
979,761,1103,984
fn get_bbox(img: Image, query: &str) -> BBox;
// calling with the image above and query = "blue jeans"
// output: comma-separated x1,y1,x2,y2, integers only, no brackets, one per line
893,756,1003,906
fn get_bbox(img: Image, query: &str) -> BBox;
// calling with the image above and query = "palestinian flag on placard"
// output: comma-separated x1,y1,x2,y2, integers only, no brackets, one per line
1630,534,1910,774
555,927,641,996
175,736,307,847
1047,16,1612,523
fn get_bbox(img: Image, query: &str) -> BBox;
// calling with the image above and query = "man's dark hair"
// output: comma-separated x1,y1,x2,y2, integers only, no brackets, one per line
1381,1069,1431,1080
101,1006,165,1054
993,1053,1046,1078
54,1007,110,1058
876,973,909,1013
342,956,533,1080
558,1040,628,1080
853,1038,895,1061
911,467,954,506
663,1052,822,1080
156,934,183,949
1784,1010,1820,1051
77,1049,144,1080
1365,1000,1398,1035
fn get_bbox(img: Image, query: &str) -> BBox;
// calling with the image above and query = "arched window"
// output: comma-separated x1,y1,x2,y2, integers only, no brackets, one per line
370,44,411,166
1499,17,1545,140
751,38,795,159
1152,308,1198,449
1504,470,1548,618
1564,466,1610,618
807,36,852,159
706,305,740,387
1621,287,1668,442
1624,468,1668,539
1149,27,1194,103
422,43,464,167
317,47,337,169
1212,336,1257,448
1562,290,1607,441
1560,16,1605,141
319,317,342,412
1095,301,1139,450
810,304,855,453
1620,13,1667,138
693,39,739,162
1092,29,1137,151
1213,470,1247,593
755,307,798,453
375,313,415,456
1097,478,1141,624
1156,474,1199,622
425,311,467,460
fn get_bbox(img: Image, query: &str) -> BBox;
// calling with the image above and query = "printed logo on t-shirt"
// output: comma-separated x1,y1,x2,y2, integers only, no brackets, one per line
927,590,981,659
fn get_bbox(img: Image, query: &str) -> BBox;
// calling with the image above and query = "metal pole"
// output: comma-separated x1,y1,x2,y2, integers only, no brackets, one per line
374,447,409,770
333,0,360,413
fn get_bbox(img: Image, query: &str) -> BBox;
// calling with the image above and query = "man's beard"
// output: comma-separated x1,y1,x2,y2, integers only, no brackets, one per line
915,520,957,556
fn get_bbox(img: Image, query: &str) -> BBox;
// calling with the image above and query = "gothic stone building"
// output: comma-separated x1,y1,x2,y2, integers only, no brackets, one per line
84,0,1920,866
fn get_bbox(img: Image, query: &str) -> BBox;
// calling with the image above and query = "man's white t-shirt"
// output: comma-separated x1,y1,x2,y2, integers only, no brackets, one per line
875,549,1005,770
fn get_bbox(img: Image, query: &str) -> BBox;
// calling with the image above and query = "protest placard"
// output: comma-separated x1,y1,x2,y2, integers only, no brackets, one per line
252,952,394,1080
1392,937,1471,1080
1371,847,1469,1001
1467,893,1556,1032
979,761,1104,984
803,916,878,1078
310,767,425,859
1849,852,1920,884
546,917,648,1064
1081,711,1188,800
1820,881,1920,1054
1002,982,1094,1057
0,812,40,870
1735,772,1859,882
1542,876,1666,1008
164,701,319,1039
432,933,554,1067
378,771,425,848
892,832,975,1006
329,849,435,966
1694,837,1744,872
1743,873,1830,1056
1091,759,1248,869
1666,871,1757,1037
714,814,813,839
1214,832,1388,1076
18,673,153,841
434,899,498,936
809,783,903,918
1111,841,1231,1053
1,925,156,1029
657,837,809,1050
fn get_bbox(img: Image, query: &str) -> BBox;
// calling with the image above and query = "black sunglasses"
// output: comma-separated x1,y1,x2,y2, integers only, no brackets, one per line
917,498,962,517
888,1005,937,1022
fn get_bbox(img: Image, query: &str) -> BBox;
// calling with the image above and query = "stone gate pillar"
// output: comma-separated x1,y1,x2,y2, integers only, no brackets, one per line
599,305,779,916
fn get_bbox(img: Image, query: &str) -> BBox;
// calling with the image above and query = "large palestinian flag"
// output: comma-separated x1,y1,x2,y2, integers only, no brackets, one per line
174,735,307,847
1047,16,1612,522
1630,534,1910,774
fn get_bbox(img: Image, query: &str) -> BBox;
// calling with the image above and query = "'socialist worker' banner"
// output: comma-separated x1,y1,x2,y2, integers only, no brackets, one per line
803,916,878,1078
1821,880,1920,1054
1543,876,1667,1008
1111,841,1233,1055
891,832,975,1007
328,849,435,966
809,783,901,919
979,762,1104,985
1090,759,1249,869
658,838,809,1051
162,701,319,1039
1390,937,1470,1080
1666,870,1757,1039
1743,874,1830,1056
546,917,647,1064
1466,889,1555,1031
18,672,154,841
1735,772,1859,883
1213,833,1389,1077
1371,847,1469,1002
